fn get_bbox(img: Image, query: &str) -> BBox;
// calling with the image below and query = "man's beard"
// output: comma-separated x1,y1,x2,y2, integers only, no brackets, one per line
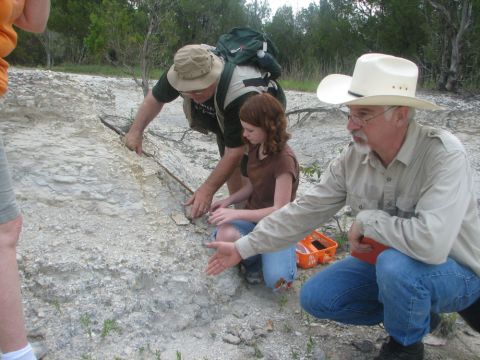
351,131,371,155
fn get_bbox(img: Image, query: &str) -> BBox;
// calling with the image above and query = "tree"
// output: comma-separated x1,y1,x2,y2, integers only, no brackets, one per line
87,0,177,96
355,0,426,58
296,1,363,74
170,0,247,46
48,0,100,63
265,5,302,72
424,0,474,91
245,0,271,30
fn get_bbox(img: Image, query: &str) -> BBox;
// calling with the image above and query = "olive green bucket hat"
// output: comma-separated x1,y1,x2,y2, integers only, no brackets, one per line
167,45,224,92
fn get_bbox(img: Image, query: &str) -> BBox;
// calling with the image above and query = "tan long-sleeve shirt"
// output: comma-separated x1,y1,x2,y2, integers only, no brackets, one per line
236,121,480,276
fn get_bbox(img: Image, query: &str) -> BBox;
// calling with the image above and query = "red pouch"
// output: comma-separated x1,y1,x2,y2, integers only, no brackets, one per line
351,237,389,265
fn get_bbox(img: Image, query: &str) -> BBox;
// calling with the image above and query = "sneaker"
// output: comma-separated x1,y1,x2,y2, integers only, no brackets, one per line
31,341,48,359
244,270,263,285
374,337,424,360
429,312,441,333
458,297,480,333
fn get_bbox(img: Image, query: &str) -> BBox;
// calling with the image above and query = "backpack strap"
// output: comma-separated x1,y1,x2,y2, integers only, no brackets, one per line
215,61,236,112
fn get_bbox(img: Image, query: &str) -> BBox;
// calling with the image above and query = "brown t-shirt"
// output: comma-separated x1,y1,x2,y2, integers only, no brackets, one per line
246,143,299,210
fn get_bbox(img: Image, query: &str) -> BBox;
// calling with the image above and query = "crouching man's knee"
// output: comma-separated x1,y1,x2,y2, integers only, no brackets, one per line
376,249,414,285
0,215,23,250
300,279,327,318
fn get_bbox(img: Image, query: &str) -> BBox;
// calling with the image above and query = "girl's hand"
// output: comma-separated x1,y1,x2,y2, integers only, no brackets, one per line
210,198,231,212
208,208,239,225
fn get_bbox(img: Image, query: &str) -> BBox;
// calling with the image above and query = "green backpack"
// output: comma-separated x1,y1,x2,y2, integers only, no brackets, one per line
213,27,283,111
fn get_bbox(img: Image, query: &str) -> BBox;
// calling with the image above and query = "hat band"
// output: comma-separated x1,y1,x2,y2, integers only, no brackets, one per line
348,90,363,98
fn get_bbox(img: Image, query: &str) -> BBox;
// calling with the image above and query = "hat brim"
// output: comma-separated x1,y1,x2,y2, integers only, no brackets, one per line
317,74,441,110
167,54,223,92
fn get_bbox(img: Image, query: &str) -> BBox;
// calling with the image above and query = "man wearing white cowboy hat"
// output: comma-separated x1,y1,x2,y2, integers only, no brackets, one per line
125,44,284,219
206,53,480,359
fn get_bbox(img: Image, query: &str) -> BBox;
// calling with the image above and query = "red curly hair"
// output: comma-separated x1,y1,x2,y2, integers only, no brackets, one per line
239,93,290,155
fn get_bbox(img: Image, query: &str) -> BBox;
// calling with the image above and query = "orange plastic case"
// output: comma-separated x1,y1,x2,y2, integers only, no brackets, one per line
296,230,338,269
350,237,389,265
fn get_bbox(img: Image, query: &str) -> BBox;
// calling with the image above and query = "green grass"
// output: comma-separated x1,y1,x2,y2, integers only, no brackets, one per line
28,63,316,92
279,78,318,92
101,318,122,338
80,314,93,338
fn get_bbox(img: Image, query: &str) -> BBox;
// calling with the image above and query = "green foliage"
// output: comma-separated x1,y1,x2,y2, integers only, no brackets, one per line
300,161,322,180
7,31,46,66
278,78,318,92
291,349,300,360
307,335,315,354
101,318,122,338
50,299,62,312
278,294,289,311
170,0,247,46
86,0,145,64
176,351,182,360
283,321,293,333
11,0,480,91
332,214,349,250
438,313,458,337
80,313,93,338
245,0,271,30
253,343,264,358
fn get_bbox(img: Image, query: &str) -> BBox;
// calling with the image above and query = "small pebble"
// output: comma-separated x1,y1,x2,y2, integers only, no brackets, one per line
223,334,241,345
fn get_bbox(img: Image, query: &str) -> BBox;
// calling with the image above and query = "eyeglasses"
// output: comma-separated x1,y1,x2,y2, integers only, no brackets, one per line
346,106,397,126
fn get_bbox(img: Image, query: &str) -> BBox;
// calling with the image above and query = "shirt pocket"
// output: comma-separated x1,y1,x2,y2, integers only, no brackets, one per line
396,197,416,219
346,193,378,216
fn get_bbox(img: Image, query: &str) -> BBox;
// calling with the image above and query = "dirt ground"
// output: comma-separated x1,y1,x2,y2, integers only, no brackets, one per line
0,68,479,360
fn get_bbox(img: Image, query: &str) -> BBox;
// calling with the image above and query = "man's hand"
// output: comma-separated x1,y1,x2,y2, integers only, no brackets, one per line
125,129,144,155
185,186,214,219
208,208,239,226
348,221,372,253
206,242,242,275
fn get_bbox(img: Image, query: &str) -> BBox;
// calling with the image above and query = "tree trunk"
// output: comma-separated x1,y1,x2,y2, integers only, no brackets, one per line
38,30,53,69
426,0,473,93
140,12,156,97
445,1,472,92
437,30,450,90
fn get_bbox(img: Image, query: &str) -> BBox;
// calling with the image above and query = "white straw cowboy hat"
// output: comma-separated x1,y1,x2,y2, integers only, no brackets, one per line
317,53,440,110
167,44,223,92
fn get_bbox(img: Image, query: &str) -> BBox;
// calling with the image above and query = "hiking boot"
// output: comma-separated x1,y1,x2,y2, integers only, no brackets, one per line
458,297,480,333
374,337,424,360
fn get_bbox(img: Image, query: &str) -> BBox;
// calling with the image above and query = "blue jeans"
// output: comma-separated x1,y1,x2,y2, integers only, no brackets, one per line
214,220,297,290
300,249,480,346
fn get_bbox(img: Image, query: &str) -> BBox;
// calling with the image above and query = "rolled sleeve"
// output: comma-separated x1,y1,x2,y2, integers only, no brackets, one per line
236,235,258,259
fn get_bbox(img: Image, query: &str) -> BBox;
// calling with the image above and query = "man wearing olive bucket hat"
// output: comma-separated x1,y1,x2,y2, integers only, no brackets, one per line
125,44,284,219
206,53,480,359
